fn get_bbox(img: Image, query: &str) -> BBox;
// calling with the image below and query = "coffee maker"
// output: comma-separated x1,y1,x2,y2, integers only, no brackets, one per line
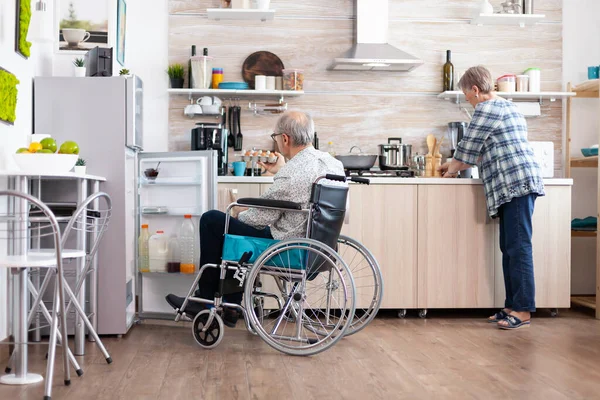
447,122,468,158
191,123,228,175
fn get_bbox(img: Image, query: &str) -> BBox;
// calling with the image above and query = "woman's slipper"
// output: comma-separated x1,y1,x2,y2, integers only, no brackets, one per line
487,309,509,323
497,315,531,330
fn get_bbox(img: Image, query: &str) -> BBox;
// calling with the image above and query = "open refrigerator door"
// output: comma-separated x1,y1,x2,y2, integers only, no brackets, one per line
136,151,217,319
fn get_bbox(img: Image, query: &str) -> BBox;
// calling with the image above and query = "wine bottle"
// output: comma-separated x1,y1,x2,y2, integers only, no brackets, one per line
443,50,454,91
188,45,196,89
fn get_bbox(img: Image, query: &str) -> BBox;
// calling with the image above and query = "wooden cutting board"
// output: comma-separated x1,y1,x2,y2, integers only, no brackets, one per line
242,51,285,89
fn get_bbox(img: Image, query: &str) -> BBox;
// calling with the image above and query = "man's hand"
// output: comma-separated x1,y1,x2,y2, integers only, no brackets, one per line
258,152,285,175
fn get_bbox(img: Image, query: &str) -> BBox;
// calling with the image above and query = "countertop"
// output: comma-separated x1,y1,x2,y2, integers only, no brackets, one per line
218,176,573,186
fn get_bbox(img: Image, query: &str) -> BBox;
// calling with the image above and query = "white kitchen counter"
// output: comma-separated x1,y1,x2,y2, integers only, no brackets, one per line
218,176,572,186
0,170,107,181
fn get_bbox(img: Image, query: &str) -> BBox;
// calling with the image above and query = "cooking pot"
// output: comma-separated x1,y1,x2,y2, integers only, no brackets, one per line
335,146,377,170
378,138,412,170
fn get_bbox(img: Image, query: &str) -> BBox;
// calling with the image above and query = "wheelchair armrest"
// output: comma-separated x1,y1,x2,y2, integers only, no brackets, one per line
237,197,303,210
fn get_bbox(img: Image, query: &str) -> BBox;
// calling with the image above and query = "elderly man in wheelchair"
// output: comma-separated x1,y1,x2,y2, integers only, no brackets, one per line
166,111,382,356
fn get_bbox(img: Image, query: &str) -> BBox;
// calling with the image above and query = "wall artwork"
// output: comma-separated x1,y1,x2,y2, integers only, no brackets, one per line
15,0,32,58
56,0,109,52
0,67,20,125
116,0,127,66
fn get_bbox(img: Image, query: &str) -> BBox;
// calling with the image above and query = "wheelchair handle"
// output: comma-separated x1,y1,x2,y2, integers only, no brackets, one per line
350,177,370,185
325,174,347,182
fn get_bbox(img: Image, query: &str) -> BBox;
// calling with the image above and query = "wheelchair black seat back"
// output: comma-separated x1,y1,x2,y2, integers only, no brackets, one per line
306,181,349,274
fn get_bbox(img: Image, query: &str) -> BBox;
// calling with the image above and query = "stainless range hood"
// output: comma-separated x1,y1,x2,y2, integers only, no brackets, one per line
329,0,424,72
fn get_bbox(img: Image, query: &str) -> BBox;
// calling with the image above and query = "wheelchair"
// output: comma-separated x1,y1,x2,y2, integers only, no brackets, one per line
174,174,383,356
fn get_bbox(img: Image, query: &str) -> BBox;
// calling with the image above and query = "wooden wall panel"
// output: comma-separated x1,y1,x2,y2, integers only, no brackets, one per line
169,0,562,21
168,0,564,174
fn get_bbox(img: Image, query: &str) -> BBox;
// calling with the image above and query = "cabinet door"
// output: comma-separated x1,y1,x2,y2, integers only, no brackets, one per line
494,186,571,308
342,184,418,309
418,185,495,308
217,183,261,212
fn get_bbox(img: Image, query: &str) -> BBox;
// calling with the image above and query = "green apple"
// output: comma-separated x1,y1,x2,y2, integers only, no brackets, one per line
37,149,54,154
59,141,79,155
16,148,30,154
40,138,57,153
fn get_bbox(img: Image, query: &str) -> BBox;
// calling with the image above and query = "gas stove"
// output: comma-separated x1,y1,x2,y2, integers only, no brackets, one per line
345,169,415,178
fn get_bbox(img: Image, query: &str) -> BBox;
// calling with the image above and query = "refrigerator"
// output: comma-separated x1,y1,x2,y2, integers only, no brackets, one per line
136,151,217,319
33,76,143,335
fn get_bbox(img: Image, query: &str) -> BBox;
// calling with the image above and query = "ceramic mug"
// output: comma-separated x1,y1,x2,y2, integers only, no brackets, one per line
62,29,91,45
232,161,246,176
184,103,202,118
588,66,600,80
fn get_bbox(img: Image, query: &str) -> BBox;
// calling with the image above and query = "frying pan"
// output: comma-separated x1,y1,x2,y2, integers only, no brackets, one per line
335,146,377,170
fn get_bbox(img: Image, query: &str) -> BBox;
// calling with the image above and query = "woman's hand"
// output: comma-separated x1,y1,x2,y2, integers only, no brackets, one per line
258,152,285,175
438,162,458,178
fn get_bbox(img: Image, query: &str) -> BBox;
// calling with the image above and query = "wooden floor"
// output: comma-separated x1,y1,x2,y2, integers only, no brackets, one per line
2,309,600,400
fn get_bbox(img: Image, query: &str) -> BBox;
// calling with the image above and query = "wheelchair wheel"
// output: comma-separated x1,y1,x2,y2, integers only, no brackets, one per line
244,238,356,356
192,310,224,349
336,235,383,336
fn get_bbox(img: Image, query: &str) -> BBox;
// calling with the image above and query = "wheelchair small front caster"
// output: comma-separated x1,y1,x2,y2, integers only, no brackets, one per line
550,308,559,318
397,309,407,319
192,310,224,349
419,309,428,319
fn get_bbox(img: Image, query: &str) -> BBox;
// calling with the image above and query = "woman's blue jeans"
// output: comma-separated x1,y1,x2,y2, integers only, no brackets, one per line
498,194,537,312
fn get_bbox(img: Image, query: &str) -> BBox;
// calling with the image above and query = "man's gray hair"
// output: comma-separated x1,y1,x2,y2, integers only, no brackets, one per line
458,65,494,94
275,111,315,146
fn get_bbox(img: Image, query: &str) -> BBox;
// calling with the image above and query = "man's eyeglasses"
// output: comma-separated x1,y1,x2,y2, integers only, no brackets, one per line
270,132,284,142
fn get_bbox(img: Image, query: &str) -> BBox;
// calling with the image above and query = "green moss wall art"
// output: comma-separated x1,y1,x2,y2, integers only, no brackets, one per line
15,0,32,58
0,68,20,125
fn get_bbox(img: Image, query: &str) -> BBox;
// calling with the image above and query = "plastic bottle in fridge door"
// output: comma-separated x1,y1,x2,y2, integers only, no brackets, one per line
179,215,197,274
138,224,150,273
149,230,168,273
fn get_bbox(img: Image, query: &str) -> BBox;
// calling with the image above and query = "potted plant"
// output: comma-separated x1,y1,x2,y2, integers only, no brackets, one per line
73,58,86,77
74,157,86,174
167,64,185,88
119,68,131,76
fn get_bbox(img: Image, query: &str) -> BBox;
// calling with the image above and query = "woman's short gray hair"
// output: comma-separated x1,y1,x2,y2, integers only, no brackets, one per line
275,111,315,146
458,65,494,94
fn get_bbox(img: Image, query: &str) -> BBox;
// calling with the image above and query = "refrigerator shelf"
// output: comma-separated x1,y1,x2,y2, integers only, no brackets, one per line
141,181,203,187
141,206,202,217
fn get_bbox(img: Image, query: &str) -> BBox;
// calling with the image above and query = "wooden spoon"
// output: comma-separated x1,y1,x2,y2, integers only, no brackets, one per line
434,136,444,156
426,134,435,156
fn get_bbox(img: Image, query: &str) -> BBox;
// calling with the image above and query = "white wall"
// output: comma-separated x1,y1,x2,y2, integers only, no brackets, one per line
0,0,35,340
52,0,169,152
563,0,600,294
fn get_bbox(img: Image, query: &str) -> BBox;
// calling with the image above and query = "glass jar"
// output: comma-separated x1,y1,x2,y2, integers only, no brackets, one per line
497,74,516,93
283,69,304,91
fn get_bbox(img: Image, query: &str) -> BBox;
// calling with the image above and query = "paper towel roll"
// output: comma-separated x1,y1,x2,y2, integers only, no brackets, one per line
515,102,541,117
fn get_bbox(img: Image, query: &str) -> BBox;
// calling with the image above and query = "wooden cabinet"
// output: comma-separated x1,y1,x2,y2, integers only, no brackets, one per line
217,183,260,212
342,185,418,309
494,186,572,308
417,185,496,308
217,181,571,311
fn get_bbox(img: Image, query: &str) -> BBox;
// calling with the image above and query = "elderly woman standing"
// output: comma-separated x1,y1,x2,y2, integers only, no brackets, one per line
439,66,545,330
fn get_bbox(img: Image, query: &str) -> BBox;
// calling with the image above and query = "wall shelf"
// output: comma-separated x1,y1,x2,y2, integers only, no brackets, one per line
207,8,275,21
572,80,600,98
571,230,597,238
168,88,303,103
438,91,575,104
470,13,545,27
570,156,598,168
